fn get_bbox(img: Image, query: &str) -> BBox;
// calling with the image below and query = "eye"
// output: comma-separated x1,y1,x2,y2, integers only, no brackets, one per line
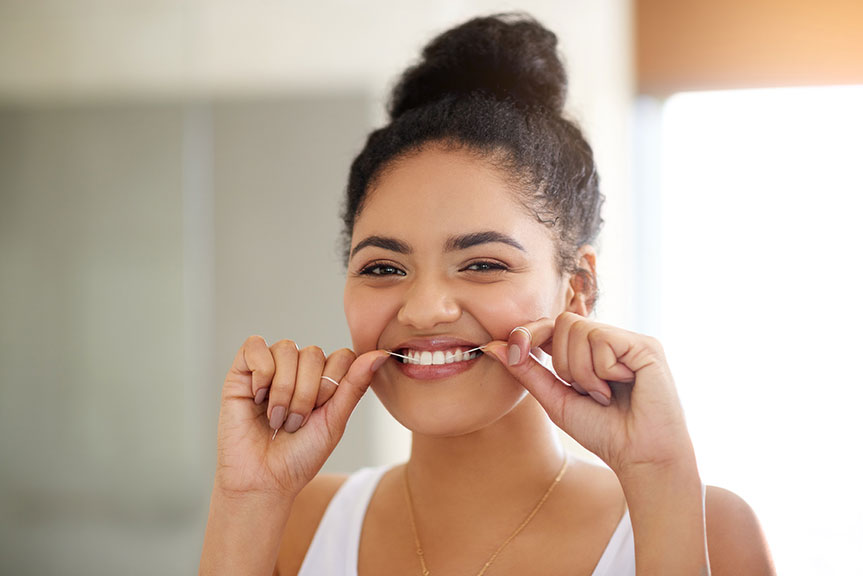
359,262,407,277
462,260,509,273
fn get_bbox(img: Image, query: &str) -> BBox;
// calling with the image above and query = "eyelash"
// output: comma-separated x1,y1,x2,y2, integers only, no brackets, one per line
358,261,406,276
463,260,509,273
357,260,509,276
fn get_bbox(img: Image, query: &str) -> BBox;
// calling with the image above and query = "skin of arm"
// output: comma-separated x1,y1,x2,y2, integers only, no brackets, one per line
199,488,295,576
619,458,776,576
618,455,710,576
705,486,776,576
273,474,348,576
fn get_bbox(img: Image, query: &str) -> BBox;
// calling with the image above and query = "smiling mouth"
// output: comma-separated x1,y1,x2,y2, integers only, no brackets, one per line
393,347,484,366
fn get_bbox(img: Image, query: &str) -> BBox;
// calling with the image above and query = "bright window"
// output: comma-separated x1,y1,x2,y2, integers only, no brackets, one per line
654,86,863,574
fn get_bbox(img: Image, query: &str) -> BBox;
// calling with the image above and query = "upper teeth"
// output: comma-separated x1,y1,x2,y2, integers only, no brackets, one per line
400,348,480,366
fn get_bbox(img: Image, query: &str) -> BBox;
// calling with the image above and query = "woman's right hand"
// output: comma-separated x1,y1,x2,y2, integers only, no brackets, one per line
213,336,389,500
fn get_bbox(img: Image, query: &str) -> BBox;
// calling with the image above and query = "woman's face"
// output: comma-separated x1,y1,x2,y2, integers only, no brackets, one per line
344,145,573,436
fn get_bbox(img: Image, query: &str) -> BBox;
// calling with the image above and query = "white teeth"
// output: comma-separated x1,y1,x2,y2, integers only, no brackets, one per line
399,347,481,365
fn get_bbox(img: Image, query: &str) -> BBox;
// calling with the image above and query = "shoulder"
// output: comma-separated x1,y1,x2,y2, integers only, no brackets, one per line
551,457,627,531
274,473,350,576
705,486,775,576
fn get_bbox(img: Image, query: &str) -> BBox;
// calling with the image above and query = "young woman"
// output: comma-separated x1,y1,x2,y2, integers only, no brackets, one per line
200,13,774,576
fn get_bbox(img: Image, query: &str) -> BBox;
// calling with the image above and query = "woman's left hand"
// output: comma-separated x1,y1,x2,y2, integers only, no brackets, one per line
484,312,696,478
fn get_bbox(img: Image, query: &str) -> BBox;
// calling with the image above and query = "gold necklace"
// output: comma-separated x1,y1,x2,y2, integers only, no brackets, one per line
402,454,569,576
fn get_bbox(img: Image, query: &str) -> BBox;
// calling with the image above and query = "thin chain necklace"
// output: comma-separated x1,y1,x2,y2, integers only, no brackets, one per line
402,454,569,576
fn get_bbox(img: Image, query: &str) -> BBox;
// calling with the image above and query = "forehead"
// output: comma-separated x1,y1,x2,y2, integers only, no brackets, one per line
354,146,543,244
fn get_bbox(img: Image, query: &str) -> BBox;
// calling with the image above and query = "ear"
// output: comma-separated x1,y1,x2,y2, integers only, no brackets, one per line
564,245,597,316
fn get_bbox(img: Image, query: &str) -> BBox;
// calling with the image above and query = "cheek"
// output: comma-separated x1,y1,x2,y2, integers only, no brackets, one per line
343,285,400,353
466,276,564,341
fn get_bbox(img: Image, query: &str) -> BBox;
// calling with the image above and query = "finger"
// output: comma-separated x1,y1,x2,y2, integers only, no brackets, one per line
267,339,299,431
284,346,326,433
588,327,637,384
484,342,591,428
226,335,275,402
550,314,575,389
315,348,357,408
505,318,555,367
320,350,389,439
549,314,588,395
592,329,671,394
565,318,613,405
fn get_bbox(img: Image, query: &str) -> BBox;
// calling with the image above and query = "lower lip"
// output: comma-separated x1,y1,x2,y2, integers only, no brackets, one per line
392,354,483,380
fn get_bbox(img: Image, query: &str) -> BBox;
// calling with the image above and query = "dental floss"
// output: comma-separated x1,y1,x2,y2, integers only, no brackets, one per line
272,428,278,440
385,344,487,361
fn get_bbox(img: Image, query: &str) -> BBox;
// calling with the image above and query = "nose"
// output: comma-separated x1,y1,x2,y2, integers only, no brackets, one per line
397,273,462,330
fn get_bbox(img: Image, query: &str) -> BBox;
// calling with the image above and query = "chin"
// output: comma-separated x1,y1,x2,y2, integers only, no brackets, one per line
370,372,528,437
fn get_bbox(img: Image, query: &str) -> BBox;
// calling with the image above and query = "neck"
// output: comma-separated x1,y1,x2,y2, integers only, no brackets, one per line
406,395,566,517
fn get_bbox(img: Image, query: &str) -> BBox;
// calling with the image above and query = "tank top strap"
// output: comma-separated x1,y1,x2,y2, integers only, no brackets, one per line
590,508,635,576
297,464,392,576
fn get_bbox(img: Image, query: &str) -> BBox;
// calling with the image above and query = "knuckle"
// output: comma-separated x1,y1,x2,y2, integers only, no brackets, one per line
328,348,358,367
586,326,608,345
300,345,326,362
561,311,581,323
645,335,663,351
555,313,573,330
244,334,268,349
255,360,275,379
249,354,275,379
271,339,299,355
332,347,357,361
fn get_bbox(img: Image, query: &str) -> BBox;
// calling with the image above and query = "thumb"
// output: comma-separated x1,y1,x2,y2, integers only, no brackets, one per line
324,349,389,435
484,342,586,427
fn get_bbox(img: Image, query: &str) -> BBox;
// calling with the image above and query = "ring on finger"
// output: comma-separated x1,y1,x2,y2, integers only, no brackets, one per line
321,375,340,387
509,326,533,342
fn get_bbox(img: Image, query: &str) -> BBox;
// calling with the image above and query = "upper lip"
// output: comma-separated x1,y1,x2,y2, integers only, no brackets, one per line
390,337,483,352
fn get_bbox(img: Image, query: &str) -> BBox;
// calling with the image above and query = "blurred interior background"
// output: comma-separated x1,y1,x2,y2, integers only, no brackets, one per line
1,1,860,574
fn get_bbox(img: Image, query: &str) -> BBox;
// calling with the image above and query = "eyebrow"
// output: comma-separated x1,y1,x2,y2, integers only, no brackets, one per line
350,235,412,259
444,231,526,253
350,230,525,260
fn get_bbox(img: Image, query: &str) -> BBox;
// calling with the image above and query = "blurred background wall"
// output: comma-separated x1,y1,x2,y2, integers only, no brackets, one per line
0,1,632,574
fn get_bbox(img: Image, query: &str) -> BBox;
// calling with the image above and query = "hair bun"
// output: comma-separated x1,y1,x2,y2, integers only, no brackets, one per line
388,13,568,119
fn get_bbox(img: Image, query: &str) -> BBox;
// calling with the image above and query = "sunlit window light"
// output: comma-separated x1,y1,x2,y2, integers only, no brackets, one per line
656,86,863,574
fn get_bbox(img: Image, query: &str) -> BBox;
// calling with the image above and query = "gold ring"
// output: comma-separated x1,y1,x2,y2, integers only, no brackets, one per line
509,326,532,341
321,375,340,387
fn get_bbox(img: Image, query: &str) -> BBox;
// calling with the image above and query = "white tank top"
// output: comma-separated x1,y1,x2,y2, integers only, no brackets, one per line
297,464,635,576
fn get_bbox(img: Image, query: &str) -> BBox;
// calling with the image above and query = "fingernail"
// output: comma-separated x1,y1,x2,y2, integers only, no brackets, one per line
371,355,387,372
284,412,303,433
269,406,287,429
508,344,521,366
589,391,611,406
254,387,269,405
